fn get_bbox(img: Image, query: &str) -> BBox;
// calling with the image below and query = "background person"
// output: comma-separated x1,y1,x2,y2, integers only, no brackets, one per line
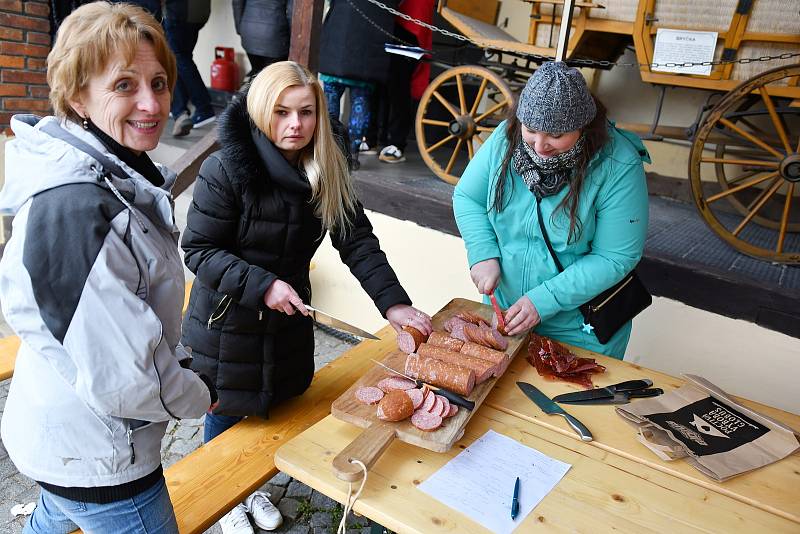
164,0,217,136
0,3,216,533
453,61,649,358
232,0,292,80
180,61,432,534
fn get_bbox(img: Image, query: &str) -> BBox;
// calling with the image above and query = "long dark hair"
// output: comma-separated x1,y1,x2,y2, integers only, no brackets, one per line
492,95,609,244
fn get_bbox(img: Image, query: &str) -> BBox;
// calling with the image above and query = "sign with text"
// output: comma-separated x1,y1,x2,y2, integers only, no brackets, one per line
652,29,717,76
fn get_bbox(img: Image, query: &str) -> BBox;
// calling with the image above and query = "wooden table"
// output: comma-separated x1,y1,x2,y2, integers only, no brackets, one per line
275,332,800,533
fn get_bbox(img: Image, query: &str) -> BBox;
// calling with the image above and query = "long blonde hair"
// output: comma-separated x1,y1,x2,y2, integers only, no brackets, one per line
247,61,357,233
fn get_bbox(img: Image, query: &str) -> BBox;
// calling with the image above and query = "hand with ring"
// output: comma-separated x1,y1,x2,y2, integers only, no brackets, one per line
386,304,433,336
503,295,541,336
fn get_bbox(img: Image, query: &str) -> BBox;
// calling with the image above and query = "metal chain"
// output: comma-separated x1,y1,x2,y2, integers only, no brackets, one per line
344,0,416,47
362,0,800,69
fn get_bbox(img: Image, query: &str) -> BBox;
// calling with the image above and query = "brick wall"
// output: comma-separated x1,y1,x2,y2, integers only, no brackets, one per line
0,0,51,134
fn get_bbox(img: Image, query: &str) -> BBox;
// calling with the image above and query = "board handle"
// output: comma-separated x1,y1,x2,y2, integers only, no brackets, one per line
332,422,397,482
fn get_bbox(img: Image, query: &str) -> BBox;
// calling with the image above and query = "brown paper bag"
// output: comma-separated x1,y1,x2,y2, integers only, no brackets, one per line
616,374,800,481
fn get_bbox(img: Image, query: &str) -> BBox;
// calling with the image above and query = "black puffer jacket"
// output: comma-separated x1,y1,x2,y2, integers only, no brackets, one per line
231,0,292,59
181,96,411,416
318,0,398,84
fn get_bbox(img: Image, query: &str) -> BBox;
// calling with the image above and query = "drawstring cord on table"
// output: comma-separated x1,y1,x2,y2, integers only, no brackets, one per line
337,459,368,534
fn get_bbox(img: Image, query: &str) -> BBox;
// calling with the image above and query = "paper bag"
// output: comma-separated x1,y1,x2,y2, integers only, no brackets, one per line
616,374,800,481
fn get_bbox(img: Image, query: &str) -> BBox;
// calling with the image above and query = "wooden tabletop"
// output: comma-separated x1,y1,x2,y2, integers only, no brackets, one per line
275,327,800,533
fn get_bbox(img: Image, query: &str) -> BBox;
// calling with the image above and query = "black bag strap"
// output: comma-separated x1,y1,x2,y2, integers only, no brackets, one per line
536,201,565,273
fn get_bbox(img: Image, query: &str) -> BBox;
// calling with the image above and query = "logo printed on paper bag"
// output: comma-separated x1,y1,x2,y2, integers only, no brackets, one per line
648,398,768,456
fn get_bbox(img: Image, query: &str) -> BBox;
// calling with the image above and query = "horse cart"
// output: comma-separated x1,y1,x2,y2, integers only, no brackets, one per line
413,0,800,263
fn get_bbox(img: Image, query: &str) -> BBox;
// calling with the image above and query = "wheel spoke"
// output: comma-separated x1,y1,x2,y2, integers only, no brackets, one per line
432,91,460,119
759,88,793,155
456,74,467,115
476,126,495,132
705,171,779,203
467,137,474,159
473,133,484,147
701,157,778,168
776,183,794,253
469,78,489,116
732,177,783,236
474,100,511,124
421,118,450,127
426,133,456,153
726,169,761,186
719,117,784,159
445,139,464,174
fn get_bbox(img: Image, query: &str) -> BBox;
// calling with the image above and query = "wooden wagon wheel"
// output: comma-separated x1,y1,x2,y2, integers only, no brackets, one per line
689,64,800,263
415,66,514,185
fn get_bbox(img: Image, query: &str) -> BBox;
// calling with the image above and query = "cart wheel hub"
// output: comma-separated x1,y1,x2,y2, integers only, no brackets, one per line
448,115,475,140
780,155,800,183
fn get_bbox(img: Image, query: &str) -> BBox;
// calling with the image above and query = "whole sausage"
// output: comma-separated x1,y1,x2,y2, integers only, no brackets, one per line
417,343,496,383
460,341,508,376
405,354,476,396
426,331,464,352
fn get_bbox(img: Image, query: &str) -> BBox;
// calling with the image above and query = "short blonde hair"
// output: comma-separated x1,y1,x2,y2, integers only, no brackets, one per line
247,61,357,233
47,1,176,122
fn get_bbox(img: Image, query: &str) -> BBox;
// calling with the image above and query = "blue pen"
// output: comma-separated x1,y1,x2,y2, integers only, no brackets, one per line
510,476,520,520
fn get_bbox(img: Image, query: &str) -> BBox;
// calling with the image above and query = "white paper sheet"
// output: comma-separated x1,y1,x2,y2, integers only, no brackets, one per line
418,430,571,533
384,43,427,60
652,29,717,76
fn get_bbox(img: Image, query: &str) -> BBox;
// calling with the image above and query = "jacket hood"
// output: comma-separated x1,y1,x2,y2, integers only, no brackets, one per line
1,115,177,229
216,95,312,196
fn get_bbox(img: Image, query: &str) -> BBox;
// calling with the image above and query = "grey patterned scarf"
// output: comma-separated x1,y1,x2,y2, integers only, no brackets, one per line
513,134,585,198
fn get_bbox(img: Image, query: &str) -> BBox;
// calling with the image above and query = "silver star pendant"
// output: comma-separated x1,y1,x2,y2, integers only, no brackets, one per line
581,322,595,334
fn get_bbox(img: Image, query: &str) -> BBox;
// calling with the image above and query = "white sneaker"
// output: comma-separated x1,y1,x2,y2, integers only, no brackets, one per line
379,144,406,163
245,491,283,531
358,140,378,155
218,503,253,534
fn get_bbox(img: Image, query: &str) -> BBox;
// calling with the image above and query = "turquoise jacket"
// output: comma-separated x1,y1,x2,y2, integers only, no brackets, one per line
453,122,650,358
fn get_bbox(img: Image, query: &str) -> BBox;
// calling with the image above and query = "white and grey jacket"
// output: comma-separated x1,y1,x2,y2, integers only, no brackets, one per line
0,115,211,488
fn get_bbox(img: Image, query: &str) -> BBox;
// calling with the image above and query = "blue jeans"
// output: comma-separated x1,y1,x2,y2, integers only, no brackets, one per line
204,413,244,443
24,477,177,534
163,9,213,118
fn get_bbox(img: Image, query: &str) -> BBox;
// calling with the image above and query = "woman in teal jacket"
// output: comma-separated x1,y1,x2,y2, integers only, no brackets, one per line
453,62,650,358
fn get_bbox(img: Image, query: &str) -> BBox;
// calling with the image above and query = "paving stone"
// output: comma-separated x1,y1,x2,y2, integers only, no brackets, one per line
274,524,310,534
285,480,312,499
309,511,331,528
269,471,292,487
168,438,200,457
310,491,337,510
265,484,285,503
312,527,327,534
174,422,199,442
277,498,301,521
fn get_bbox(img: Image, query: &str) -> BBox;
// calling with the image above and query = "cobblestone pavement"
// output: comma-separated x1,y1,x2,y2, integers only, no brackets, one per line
0,326,375,534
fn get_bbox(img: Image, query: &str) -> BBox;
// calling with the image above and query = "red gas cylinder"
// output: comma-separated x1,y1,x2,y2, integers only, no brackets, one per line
210,47,238,92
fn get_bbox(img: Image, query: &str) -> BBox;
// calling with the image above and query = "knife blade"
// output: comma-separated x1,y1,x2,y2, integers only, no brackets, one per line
305,305,379,340
552,379,653,404
516,382,593,441
371,359,475,411
556,388,664,405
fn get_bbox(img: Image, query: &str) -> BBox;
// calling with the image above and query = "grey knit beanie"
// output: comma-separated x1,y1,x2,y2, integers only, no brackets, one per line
516,62,596,134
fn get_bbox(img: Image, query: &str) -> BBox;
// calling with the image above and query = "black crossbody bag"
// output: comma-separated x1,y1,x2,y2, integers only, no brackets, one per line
536,203,651,344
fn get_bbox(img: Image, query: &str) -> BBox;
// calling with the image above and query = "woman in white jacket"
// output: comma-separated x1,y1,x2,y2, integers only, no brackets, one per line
0,3,215,533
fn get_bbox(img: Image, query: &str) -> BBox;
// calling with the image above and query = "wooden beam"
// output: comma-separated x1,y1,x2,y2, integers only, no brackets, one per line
172,128,219,198
289,0,325,72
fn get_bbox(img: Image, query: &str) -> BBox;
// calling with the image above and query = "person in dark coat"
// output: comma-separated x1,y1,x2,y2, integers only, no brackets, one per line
318,0,398,157
180,60,433,534
231,0,292,78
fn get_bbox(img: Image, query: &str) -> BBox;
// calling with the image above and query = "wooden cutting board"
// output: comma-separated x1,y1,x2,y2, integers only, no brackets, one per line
330,298,528,480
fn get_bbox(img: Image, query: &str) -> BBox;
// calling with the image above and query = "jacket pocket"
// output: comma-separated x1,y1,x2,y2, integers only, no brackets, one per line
207,295,232,329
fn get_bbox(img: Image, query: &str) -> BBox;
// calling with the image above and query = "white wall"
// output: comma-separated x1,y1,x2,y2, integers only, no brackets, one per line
310,210,800,415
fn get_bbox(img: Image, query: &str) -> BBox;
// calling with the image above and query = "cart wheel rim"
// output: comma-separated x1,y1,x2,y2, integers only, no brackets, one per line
690,63,800,264
415,66,514,185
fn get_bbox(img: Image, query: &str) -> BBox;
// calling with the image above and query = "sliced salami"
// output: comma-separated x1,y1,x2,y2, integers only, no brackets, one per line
411,410,443,431
377,376,416,392
406,388,424,409
447,404,459,418
421,388,436,412
355,386,384,405
429,396,444,416
397,326,427,354
436,394,451,418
